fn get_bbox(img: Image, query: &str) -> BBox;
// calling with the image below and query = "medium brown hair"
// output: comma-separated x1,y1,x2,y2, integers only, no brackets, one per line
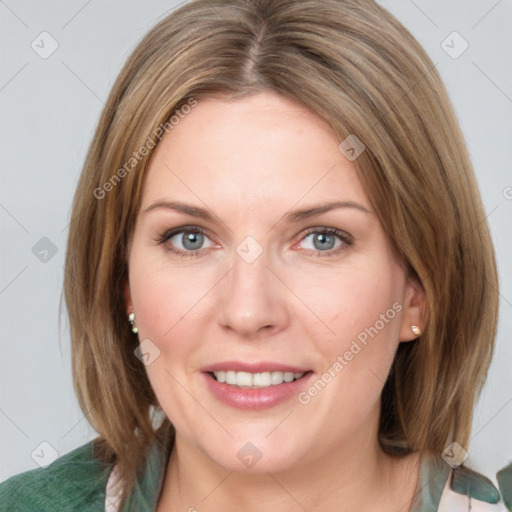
64,0,499,504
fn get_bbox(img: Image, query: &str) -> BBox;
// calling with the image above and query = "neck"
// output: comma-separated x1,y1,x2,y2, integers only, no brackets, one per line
157,420,420,512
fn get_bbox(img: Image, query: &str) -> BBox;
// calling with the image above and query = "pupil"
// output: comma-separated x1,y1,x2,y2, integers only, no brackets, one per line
183,231,203,250
314,233,334,250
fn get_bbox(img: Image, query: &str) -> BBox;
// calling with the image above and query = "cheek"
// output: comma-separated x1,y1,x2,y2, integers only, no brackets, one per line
291,258,403,344
291,261,403,400
130,259,212,345
128,259,215,432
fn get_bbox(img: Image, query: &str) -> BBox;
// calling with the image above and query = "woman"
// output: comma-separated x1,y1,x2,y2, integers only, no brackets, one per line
1,0,510,510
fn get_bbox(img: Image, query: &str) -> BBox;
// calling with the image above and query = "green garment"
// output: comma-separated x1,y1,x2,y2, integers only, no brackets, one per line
0,438,172,512
0,439,509,511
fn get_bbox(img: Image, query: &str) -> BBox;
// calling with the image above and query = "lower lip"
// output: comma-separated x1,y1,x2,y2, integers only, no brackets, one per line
203,372,313,410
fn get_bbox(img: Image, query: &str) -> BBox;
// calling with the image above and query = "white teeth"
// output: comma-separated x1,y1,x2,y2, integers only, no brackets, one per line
212,370,305,388
253,372,271,387
271,371,284,385
236,372,253,387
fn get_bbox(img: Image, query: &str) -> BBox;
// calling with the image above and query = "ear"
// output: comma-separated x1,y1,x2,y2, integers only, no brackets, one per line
123,278,133,315
398,275,427,342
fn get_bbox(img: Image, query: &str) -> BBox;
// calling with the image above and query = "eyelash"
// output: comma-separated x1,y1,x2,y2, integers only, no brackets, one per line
155,225,353,258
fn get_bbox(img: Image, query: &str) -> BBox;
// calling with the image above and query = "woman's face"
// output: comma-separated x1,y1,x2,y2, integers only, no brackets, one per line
126,91,423,473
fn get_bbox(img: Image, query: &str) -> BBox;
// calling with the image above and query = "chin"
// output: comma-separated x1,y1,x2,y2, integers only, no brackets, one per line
208,444,303,475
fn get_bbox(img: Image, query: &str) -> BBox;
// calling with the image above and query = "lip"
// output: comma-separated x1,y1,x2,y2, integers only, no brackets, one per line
201,362,314,410
200,361,310,374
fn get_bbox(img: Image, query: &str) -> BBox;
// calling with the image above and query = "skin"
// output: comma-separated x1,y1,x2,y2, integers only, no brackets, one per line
125,91,425,511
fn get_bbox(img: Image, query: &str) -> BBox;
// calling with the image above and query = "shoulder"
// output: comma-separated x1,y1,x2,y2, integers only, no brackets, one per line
0,440,112,511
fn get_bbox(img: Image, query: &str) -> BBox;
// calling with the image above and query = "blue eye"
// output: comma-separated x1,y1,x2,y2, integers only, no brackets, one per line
157,226,214,257
297,228,353,256
302,232,339,251
171,230,206,251
156,226,352,258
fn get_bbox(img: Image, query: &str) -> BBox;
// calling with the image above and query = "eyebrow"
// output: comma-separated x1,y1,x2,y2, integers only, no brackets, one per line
143,200,370,222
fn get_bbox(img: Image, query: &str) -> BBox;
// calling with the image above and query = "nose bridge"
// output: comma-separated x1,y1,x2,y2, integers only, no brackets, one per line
217,239,288,336
231,244,269,297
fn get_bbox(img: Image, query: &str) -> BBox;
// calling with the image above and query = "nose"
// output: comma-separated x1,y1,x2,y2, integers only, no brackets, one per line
217,247,289,339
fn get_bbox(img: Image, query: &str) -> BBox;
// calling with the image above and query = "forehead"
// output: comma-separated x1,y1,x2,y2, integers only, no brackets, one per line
141,92,370,213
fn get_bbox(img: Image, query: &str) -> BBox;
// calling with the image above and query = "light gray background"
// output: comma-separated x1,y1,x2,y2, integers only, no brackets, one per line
1,0,511,484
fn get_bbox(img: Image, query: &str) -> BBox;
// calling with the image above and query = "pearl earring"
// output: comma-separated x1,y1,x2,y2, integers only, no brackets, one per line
411,325,421,336
128,312,138,334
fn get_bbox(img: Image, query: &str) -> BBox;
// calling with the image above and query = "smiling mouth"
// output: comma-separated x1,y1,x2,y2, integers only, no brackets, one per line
208,370,312,389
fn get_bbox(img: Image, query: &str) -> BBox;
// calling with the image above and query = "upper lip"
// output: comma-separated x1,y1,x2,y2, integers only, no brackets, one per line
201,361,311,374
